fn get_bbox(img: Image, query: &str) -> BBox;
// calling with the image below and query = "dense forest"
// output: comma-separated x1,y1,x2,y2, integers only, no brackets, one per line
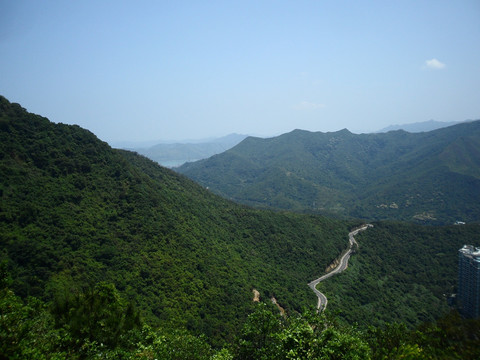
1,95,480,358
178,124,480,224
2,275,480,359
0,95,349,344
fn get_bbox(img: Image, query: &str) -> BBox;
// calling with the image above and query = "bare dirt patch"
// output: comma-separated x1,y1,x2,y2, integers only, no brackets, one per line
271,297,285,316
252,289,260,302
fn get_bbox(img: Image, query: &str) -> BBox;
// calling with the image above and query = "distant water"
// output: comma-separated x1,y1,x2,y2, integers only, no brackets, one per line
160,159,200,168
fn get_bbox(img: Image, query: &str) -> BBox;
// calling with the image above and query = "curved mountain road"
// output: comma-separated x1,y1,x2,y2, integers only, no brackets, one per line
308,224,373,311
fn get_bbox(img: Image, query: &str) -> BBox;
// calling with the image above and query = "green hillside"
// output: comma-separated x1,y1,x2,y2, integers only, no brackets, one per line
0,96,349,343
178,124,480,224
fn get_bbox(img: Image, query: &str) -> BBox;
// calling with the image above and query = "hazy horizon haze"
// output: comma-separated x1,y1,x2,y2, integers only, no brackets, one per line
1,1,479,144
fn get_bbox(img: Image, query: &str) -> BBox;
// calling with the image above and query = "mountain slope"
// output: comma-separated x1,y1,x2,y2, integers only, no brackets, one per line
178,123,480,224
0,96,349,343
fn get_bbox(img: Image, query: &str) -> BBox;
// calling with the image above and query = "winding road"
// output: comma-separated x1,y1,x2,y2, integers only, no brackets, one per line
308,224,373,311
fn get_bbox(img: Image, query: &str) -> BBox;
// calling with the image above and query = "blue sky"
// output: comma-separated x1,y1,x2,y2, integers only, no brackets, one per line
1,1,479,143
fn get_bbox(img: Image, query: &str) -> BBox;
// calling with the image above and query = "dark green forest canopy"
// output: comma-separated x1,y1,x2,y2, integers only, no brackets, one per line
0,95,349,342
178,123,480,224
3,280,480,359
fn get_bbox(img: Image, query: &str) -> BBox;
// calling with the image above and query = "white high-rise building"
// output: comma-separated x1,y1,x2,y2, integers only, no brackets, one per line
458,245,480,318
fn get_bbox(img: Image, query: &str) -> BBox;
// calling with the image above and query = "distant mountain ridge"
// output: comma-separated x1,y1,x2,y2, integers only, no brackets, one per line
119,120,466,168
378,119,464,133
178,122,480,224
128,133,247,167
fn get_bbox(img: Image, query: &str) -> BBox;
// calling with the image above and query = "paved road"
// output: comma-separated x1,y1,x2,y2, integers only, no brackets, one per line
308,224,373,311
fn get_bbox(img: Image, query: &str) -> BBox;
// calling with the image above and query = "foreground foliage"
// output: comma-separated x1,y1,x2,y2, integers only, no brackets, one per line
2,275,479,360
0,272,221,359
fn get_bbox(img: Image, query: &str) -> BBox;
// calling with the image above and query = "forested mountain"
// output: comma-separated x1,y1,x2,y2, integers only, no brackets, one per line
128,133,247,167
178,122,480,224
2,95,480,358
0,95,349,344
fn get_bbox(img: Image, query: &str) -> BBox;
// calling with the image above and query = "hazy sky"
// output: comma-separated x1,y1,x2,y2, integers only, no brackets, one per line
1,1,480,143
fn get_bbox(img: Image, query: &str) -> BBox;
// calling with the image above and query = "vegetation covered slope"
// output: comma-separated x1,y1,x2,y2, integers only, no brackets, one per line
3,274,480,359
0,96,349,343
178,123,480,224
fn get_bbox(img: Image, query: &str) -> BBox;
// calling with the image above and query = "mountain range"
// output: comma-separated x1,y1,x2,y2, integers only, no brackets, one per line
178,122,480,224
117,120,462,168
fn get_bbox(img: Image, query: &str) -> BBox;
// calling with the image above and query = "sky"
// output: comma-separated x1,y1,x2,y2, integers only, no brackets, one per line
1,1,480,144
